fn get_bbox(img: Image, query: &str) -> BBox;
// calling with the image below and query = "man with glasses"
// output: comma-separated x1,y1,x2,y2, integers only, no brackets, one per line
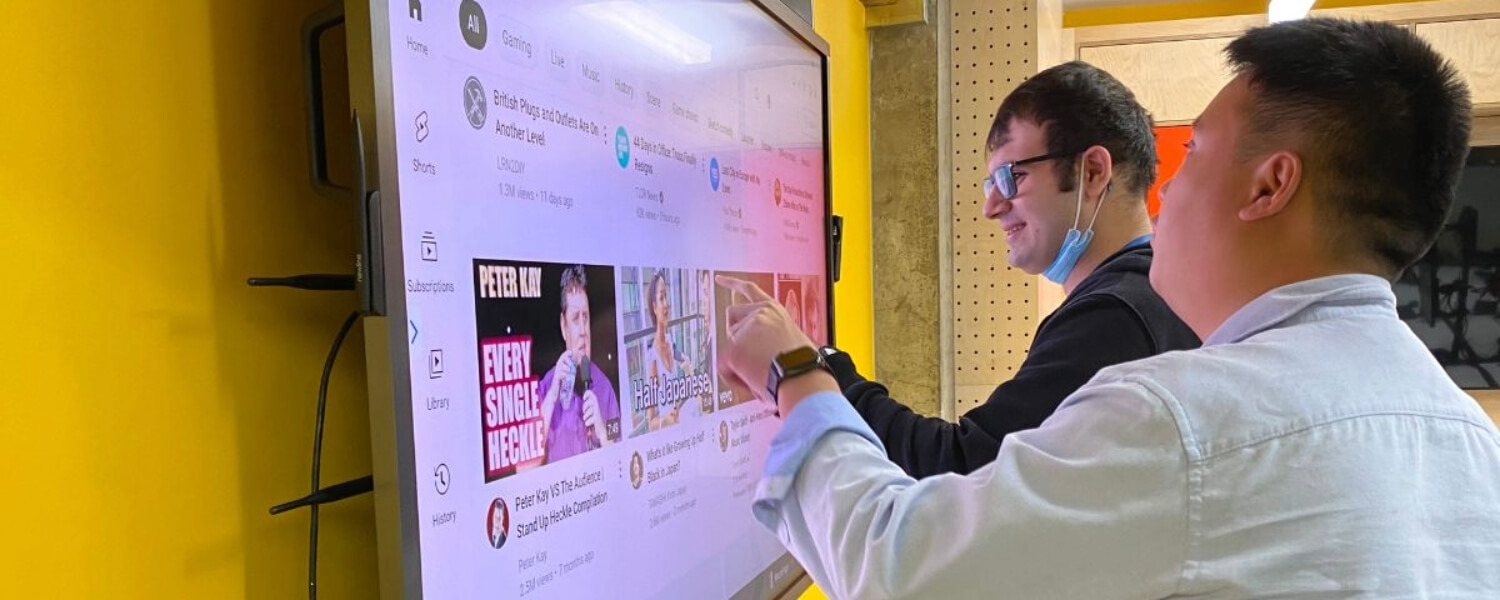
818,61,1200,478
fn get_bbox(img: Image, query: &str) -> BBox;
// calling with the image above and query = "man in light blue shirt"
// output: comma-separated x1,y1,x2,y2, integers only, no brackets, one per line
716,18,1500,598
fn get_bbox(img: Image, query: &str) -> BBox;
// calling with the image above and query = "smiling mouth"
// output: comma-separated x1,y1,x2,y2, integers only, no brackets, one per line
1004,223,1026,239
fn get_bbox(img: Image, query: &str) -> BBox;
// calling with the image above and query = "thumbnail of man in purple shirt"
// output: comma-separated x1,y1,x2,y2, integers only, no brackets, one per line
537,265,622,463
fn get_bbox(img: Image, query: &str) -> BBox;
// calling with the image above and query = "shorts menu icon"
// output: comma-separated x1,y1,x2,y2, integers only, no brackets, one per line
415,111,430,142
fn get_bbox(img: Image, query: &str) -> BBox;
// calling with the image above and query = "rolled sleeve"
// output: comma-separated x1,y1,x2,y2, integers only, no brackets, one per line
753,391,884,529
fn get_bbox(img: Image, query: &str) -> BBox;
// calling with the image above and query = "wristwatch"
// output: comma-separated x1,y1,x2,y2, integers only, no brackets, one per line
766,346,833,401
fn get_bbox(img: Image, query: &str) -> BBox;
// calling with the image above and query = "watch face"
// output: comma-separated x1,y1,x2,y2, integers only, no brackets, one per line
769,346,822,400
776,346,821,370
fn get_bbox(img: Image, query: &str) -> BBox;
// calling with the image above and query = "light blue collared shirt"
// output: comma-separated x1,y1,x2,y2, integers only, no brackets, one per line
754,274,1500,599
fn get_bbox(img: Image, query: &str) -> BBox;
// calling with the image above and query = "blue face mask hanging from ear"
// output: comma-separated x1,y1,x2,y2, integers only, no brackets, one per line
1041,164,1109,284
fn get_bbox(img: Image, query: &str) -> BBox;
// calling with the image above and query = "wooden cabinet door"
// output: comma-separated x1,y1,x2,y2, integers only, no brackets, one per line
1079,36,1235,124
1414,19,1500,110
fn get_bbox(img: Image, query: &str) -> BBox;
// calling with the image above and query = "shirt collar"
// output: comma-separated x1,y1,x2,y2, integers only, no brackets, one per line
1204,273,1397,346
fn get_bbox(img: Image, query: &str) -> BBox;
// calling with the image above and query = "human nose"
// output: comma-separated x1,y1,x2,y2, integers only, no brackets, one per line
983,187,1010,220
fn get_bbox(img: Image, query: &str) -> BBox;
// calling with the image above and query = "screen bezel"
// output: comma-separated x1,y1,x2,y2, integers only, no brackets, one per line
356,1,836,597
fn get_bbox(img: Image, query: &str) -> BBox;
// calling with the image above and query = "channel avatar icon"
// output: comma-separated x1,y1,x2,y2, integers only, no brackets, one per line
615,126,631,168
463,76,487,130
630,451,645,489
487,497,511,549
709,157,720,191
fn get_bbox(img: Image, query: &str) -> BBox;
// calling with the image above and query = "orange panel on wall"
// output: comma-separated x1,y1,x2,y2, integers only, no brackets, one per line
1150,125,1192,217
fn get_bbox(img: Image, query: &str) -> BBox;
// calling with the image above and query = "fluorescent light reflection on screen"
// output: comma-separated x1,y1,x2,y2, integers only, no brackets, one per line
577,1,713,65
1268,0,1316,23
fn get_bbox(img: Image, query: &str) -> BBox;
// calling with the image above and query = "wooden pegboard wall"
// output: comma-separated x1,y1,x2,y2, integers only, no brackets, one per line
948,0,1045,414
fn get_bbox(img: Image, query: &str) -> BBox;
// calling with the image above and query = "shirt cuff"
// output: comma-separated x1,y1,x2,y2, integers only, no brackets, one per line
752,390,884,529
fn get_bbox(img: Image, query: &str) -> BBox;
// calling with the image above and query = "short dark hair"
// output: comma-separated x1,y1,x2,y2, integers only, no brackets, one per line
1224,18,1472,275
985,61,1157,197
559,265,588,313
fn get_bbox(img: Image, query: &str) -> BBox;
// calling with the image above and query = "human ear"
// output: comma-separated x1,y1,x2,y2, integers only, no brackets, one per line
1239,150,1301,222
1080,145,1114,201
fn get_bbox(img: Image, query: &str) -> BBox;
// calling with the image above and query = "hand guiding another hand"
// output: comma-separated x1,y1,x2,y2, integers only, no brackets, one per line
715,275,837,416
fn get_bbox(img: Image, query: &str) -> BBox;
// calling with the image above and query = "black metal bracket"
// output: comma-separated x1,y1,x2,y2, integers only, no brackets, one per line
830,214,843,283
303,3,348,200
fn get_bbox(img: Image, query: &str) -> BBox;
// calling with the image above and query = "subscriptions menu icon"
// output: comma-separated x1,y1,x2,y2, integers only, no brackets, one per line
421,231,438,261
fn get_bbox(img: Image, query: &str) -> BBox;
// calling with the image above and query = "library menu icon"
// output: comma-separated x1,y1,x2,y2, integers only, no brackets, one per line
464,76,487,130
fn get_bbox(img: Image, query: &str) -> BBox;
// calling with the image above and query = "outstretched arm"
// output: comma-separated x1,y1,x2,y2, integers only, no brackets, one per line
755,377,1187,599
829,297,1156,478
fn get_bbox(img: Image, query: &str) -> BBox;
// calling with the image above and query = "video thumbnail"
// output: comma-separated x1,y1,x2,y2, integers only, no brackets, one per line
713,271,776,410
474,259,623,482
619,267,717,438
776,272,827,346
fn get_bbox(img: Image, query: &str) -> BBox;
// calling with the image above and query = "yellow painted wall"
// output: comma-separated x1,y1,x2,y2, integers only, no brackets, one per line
794,2,872,599
818,0,876,375
0,0,378,597
0,1,874,600
1064,0,1417,27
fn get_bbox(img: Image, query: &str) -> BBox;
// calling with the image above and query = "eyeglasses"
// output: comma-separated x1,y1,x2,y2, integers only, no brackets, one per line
981,150,1078,200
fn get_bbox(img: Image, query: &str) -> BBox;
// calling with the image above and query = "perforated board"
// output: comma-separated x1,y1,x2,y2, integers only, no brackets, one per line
948,0,1046,413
